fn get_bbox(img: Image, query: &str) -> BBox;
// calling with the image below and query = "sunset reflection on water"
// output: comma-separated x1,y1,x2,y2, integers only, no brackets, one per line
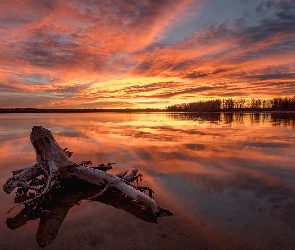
0,112,295,249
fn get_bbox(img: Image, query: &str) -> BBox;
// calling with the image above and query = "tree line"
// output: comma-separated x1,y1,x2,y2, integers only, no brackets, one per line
166,97,295,112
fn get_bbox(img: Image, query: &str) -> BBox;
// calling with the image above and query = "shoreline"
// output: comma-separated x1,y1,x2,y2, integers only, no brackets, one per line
1,109,295,114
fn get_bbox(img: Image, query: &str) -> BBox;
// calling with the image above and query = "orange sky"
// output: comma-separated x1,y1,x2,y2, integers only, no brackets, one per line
0,0,294,109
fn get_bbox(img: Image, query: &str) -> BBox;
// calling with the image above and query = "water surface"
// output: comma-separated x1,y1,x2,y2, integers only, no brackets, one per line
0,112,295,249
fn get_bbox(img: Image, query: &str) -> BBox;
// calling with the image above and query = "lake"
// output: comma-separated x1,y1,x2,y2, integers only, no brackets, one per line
0,112,295,250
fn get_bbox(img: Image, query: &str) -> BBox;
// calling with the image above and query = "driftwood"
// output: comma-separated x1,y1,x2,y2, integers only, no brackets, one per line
3,126,173,246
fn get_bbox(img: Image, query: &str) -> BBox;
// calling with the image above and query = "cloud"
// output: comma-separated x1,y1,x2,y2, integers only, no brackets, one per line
184,71,208,79
0,92,59,107
49,82,94,94
149,86,222,99
0,0,295,108
121,82,175,95
129,0,295,97
247,72,295,81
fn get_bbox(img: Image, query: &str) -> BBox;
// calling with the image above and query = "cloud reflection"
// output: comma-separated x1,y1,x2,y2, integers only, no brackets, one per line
1,112,295,248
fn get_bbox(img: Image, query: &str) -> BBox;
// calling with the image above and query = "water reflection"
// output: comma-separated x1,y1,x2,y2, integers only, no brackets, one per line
169,112,295,128
6,178,172,248
1,112,295,249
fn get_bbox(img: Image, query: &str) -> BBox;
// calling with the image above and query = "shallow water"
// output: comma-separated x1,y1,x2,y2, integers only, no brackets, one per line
0,112,295,250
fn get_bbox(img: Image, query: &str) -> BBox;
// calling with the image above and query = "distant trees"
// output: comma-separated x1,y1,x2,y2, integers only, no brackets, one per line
271,97,295,110
166,99,221,112
166,97,295,112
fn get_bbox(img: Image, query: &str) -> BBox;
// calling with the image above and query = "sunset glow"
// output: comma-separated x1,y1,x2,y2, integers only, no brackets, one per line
1,0,295,108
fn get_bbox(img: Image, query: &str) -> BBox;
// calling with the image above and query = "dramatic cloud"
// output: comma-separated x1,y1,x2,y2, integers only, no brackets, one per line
0,0,294,108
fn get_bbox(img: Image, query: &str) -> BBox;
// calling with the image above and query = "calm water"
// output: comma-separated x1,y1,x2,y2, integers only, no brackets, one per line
0,112,295,250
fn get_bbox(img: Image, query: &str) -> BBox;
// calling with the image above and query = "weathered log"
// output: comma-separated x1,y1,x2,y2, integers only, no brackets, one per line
3,126,163,216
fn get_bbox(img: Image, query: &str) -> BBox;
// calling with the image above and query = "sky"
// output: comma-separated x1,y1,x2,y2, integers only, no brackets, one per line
0,0,295,109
